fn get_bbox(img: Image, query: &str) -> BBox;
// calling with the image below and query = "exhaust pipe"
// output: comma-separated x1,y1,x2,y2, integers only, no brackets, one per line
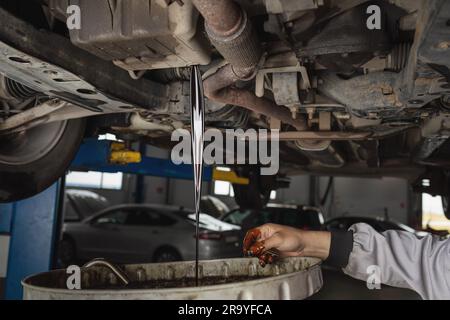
192,0,260,77
203,64,308,130
192,0,308,130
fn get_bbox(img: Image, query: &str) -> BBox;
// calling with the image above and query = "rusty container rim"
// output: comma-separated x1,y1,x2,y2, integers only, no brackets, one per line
22,257,322,297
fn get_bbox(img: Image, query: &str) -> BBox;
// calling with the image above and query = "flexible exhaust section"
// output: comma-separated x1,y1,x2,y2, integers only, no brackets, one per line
191,0,308,130
192,0,260,77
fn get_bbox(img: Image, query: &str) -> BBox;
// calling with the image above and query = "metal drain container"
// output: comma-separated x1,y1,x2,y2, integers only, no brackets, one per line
22,257,322,300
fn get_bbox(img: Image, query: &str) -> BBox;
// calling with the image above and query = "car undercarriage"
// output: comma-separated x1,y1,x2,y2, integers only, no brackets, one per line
0,0,449,210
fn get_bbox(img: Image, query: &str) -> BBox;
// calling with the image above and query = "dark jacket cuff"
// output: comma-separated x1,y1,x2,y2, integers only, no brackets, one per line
324,230,353,268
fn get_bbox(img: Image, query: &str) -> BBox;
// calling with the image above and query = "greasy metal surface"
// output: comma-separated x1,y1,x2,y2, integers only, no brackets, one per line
22,257,323,300
204,65,308,130
387,43,411,72
257,126,414,141
192,0,301,130
296,4,391,58
320,69,446,121
256,64,311,98
194,0,260,76
272,72,301,106
413,0,450,69
83,259,130,286
239,125,412,142
0,34,224,127
297,141,346,168
50,0,211,69
0,7,167,111
0,75,37,100
264,0,320,14
240,130,370,141
208,12,261,76
0,99,67,132
0,41,139,116
413,135,449,160
192,0,242,34
397,0,450,107
318,71,402,117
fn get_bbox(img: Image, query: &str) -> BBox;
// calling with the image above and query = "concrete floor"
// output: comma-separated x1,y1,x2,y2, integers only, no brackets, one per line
311,266,421,300
0,278,4,299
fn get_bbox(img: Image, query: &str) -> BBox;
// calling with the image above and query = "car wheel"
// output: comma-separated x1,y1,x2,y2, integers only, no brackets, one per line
0,119,85,202
57,237,77,267
153,247,182,263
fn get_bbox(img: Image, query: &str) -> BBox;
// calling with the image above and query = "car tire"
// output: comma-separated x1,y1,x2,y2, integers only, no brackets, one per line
153,247,182,263
57,237,77,268
0,119,85,202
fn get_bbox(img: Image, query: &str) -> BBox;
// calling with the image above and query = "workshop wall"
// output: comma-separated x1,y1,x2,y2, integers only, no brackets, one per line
276,175,311,205
140,146,171,205
245,175,411,224
158,174,411,224
141,175,169,204
167,179,211,210
139,145,214,209
328,177,410,223
72,174,137,206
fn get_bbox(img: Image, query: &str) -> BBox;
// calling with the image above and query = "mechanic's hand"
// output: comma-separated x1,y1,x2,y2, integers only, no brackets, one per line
243,223,331,267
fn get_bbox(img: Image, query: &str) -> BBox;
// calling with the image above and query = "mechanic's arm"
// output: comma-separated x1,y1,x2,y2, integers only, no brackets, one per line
243,223,450,300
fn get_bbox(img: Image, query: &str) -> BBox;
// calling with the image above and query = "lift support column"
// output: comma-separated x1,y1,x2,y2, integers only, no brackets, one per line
0,183,62,300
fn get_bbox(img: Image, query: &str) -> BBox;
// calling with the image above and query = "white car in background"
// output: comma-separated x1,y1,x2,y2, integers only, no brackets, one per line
58,204,241,266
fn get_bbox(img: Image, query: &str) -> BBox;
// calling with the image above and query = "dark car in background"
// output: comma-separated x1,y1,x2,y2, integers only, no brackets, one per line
221,204,324,231
200,195,230,219
58,204,241,266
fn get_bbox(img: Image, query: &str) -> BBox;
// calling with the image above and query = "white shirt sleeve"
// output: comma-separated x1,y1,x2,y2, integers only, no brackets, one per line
342,223,450,300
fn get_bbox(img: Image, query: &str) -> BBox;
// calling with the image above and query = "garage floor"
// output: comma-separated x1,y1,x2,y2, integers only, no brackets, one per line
311,267,420,300
0,278,4,299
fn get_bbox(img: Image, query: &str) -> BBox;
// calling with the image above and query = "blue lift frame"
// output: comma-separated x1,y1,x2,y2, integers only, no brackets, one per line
71,138,213,180
0,183,62,300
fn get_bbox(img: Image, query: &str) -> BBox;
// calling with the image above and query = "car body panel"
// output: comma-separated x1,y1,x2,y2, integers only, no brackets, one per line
63,204,242,263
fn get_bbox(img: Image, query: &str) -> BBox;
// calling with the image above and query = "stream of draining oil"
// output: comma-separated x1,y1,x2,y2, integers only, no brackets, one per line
190,65,205,286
